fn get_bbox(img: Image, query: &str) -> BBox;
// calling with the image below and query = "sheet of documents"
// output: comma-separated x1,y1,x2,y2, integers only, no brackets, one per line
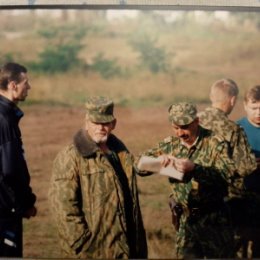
137,155,184,181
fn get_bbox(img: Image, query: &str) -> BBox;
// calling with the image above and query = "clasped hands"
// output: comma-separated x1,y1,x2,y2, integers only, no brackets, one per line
158,155,195,173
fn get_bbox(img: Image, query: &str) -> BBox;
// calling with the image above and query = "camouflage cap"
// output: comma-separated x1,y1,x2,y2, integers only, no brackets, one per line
168,102,197,125
85,96,115,123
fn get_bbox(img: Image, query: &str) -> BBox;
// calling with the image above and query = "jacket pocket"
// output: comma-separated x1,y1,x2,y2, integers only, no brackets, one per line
81,168,111,212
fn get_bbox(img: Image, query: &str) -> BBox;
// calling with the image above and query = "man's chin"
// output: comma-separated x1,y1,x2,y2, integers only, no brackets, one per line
253,118,260,125
94,137,108,144
181,137,189,142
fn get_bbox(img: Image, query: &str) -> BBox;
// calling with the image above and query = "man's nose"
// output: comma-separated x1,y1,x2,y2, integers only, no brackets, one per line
97,123,106,129
176,129,184,137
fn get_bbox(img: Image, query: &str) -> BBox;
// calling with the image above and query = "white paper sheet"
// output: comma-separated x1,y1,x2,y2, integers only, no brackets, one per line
137,155,184,180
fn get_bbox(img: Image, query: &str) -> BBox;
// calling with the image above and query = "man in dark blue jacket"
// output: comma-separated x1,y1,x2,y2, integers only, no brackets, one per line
0,62,37,257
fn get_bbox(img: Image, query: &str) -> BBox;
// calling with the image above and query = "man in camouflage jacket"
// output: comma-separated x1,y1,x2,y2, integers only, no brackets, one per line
199,78,256,178
49,97,147,259
138,102,242,259
199,79,257,257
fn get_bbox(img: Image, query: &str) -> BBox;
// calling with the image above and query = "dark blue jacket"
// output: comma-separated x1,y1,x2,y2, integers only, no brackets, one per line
0,95,36,217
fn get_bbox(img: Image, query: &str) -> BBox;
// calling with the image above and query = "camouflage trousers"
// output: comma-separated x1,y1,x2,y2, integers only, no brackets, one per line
175,206,236,259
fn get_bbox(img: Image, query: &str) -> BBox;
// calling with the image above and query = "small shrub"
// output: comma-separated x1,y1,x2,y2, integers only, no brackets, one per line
129,33,169,73
90,52,122,78
28,25,87,74
28,43,84,74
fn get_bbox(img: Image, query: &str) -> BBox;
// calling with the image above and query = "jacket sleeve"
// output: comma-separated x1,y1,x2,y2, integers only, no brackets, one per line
191,138,242,200
0,137,36,214
231,127,257,176
48,146,91,254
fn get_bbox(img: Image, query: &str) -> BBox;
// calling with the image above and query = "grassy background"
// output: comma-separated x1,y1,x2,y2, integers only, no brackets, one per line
1,10,260,107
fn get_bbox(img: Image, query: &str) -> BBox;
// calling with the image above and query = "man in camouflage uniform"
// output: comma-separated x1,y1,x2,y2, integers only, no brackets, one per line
49,96,147,259
198,79,257,257
138,102,240,259
198,78,256,177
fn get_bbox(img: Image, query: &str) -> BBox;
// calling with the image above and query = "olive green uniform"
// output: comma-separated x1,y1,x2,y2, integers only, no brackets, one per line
49,130,147,259
199,107,258,258
143,126,238,258
199,107,257,178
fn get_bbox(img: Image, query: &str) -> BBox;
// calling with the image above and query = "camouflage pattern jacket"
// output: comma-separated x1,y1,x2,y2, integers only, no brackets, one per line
49,130,147,259
143,126,239,208
199,107,257,193
142,126,240,258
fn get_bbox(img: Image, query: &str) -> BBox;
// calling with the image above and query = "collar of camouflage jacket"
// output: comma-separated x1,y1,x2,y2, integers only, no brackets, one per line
73,129,127,158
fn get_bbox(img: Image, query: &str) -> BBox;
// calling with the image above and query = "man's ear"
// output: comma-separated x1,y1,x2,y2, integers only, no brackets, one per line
230,96,237,106
7,81,17,91
111,119,117,130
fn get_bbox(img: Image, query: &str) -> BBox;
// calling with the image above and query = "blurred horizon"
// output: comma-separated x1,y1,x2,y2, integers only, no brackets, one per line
0,9,260,108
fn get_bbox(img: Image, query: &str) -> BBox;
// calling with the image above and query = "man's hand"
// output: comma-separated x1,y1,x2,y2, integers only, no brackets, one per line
159,155,195,173
174,158,195,173
23,206,37,219
158,155,173,167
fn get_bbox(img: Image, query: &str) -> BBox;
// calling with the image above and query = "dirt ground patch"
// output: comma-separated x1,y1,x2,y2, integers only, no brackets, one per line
20,102,246,258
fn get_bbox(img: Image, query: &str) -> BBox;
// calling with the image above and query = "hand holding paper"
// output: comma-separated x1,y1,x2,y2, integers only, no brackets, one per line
137,155,184,180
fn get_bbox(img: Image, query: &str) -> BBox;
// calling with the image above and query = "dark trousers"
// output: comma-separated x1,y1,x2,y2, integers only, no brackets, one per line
183,207,235,259
0,217,23,257
228,194,260,258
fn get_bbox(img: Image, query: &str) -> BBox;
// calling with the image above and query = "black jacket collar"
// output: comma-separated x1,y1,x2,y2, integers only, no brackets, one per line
0,95,24,120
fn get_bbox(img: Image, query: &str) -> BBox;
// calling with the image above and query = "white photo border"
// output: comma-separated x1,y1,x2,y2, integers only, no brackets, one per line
0,0,260,11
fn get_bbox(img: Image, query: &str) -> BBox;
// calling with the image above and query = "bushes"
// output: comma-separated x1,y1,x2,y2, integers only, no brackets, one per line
89,53,122,78
129,32,169,73
27,21,170,77
27,25,124,78
28,43,84,74
27,25,86,74
1,16,171,77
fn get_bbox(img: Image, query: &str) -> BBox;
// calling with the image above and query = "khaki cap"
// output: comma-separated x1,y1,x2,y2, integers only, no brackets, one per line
85,96,114,123
168,102,197,125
